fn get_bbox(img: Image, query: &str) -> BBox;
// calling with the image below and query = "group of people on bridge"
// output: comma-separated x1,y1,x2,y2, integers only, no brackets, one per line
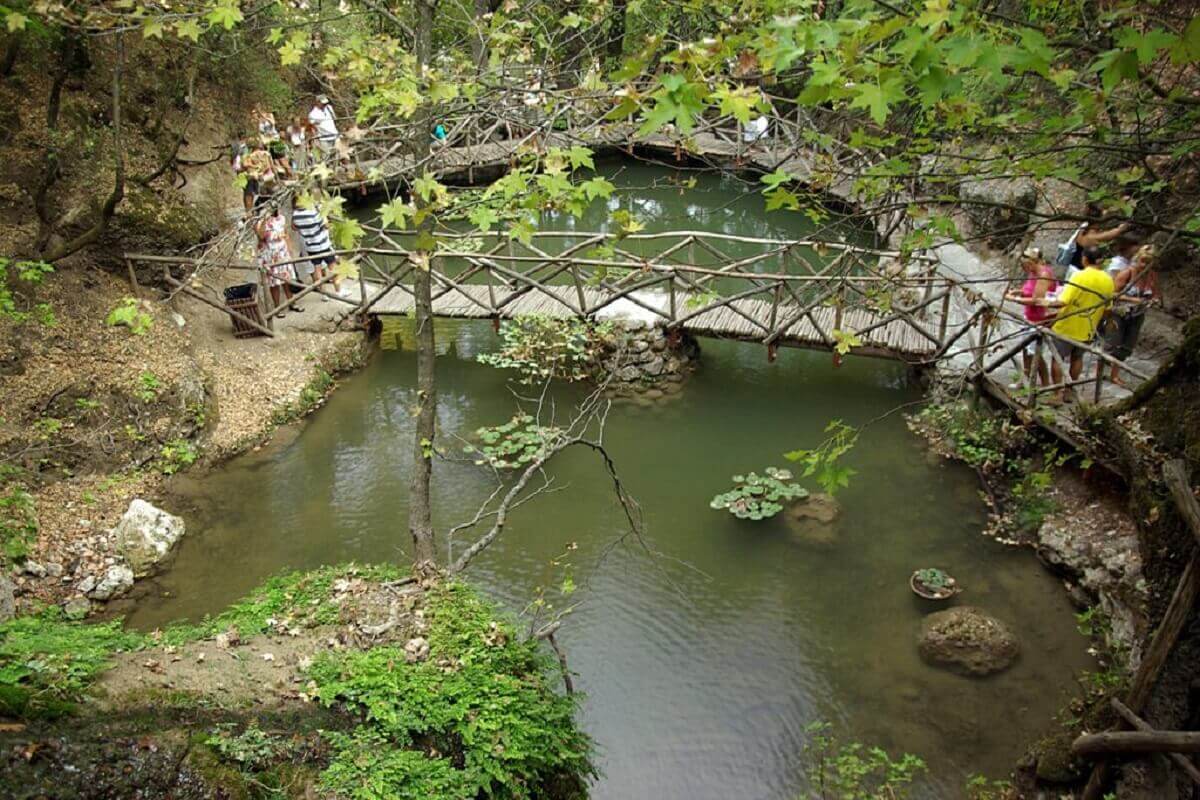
1004,209,1158,404
229,94,350,316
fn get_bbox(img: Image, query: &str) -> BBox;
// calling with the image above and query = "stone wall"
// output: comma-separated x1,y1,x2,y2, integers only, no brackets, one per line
604,321,700,404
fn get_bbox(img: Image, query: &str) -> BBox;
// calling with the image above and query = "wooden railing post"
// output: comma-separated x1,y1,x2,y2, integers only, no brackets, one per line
974,310,992,373
570,264,587,314
937,287,951,344
1092,354,1105,404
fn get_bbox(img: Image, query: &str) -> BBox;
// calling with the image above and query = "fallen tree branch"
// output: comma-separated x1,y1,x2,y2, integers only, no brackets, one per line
1111,698,1200,786
1073,731,1200,757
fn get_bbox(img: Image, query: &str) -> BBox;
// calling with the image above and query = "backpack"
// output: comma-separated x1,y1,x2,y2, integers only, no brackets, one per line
1055,223,1088,269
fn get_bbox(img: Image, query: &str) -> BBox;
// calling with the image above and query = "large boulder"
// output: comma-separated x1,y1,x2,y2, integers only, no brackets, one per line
87,564,134,601
959,177,1038,252
113,499,186,577
918,606,1020,677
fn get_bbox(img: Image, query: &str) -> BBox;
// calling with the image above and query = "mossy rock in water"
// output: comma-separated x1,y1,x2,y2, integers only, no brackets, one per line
1032,730,1086,784
917,606,1020,677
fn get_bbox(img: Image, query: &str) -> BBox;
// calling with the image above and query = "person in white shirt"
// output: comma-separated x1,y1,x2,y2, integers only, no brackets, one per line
308,94,340,157
742,115,769,143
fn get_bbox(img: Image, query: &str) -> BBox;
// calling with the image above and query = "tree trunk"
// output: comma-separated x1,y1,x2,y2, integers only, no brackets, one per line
471,0,489,71
33,34,75,254
408,0,439,572
42,33,126,263
1,34,20,78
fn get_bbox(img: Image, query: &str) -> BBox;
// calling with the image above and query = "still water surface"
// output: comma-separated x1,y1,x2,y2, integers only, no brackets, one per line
129,164,1092,798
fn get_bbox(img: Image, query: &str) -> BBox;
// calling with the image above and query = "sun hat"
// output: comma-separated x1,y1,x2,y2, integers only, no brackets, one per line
1021,246,1043,261
316,94,330,104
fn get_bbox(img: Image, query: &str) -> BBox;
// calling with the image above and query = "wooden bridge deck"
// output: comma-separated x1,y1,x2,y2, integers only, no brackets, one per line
367,283,937,359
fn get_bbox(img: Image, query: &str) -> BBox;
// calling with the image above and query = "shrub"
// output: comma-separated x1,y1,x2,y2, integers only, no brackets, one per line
105,297,153,335
0,481,37,566
801,722,925,799
156,439,199,474
478,315,615,384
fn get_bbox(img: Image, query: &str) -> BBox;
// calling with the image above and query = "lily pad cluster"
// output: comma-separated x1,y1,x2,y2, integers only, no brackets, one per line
710,467,808,520
464,414,562,469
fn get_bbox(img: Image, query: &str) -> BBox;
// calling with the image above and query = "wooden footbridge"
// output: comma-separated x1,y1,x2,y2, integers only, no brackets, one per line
350,230,951,362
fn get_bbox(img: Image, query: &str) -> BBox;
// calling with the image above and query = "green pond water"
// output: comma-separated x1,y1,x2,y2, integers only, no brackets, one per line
127,164,1093,798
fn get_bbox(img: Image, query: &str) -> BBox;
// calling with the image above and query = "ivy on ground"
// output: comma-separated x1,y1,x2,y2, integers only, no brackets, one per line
309,582,593,800
0,608,145,717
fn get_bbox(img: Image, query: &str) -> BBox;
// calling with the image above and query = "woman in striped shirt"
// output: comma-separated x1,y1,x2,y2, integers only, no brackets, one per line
291,198,342,297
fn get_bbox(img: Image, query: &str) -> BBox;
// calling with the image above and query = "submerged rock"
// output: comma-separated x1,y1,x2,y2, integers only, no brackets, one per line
788,493,841,524
113,499,186,577
87,564,134,601
918,606,1020,677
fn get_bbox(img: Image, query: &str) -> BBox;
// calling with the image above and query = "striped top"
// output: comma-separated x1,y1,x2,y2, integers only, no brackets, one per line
292,206,333,256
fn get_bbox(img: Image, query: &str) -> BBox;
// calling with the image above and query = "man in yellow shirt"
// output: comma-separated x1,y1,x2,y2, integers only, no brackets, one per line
1048,247,1114,403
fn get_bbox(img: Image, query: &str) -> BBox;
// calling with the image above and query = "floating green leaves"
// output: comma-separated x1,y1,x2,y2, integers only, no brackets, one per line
465,414,562,470
709,467,808,521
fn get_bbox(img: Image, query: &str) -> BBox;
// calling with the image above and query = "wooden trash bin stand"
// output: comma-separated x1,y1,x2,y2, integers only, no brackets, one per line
224,283,268,338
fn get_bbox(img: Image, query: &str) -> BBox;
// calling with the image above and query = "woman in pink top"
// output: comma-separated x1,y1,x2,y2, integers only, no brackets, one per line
1004,246,1058,389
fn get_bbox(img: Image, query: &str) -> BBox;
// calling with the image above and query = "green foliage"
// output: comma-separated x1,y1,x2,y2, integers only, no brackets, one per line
309,582,593,800
964,774,1012,800
466,414,562,469
784,420,860,495
801,722,926,799
913,404,1020,470
0,258,54,326
136,371,163,402
0,609,145,717
710,467,808,520
0,478,37,566
913,568,952,591
105,297,153,336
156,438,198,475
205,723,291,770
321,729,473,800
478,315,615,385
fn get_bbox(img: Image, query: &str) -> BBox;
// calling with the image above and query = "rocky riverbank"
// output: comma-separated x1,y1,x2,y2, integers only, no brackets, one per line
1,265,369,619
